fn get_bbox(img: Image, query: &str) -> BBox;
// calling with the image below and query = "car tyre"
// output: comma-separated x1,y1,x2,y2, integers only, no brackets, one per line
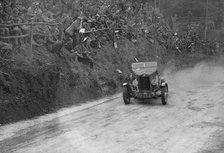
161,85,168,105
123,87,131,105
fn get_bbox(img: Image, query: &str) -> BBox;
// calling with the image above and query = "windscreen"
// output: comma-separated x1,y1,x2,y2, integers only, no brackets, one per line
131,62,157,75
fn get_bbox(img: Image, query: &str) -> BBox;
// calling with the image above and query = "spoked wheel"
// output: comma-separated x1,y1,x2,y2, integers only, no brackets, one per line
161,85,168,105
123,87,131,105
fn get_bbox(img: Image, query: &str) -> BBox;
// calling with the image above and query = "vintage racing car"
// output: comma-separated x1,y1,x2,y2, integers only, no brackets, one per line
122,62,168,105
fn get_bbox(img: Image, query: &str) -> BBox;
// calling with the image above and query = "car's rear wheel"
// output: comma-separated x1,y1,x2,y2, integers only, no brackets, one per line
123,87,131,105
161,85,168,105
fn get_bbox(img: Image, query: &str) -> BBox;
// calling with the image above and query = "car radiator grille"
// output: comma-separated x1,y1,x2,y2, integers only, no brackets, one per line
138,77,150,91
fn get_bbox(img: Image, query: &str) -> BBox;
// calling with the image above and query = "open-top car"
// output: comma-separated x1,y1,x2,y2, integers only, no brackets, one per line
122,61,168,105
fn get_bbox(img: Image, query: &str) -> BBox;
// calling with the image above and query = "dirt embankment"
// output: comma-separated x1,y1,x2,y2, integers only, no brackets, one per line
0,38,154,125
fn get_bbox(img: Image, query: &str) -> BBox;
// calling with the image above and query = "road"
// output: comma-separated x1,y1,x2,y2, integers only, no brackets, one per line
0,61,224,153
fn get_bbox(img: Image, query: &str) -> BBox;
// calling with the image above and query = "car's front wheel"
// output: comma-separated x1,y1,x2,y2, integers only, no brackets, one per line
123,87,131,105
161,85,168,105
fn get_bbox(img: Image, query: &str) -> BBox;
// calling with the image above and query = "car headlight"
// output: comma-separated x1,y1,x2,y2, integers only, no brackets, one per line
132,79,138,86
151,79,157,85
